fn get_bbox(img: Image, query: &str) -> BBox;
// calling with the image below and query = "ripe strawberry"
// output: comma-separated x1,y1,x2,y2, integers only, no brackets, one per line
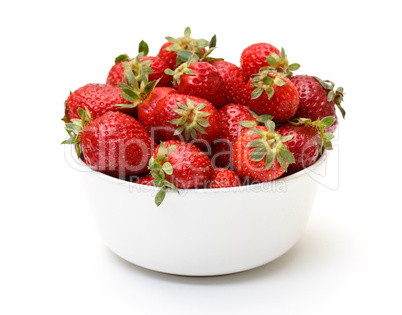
134,174,155,186
276,116,335,174
153,94,221,150
290,75,345,133
63,109,155,178
137,87,178,133
233,120,295,182
157,27,208,70
168,60,228,107
106,58,125,86
240,43,280,78
149,140,214,205
241,44,301,79
140,56,172,87
209,60,249,105
115,62,165,122
106,51,172,88
63,83,132,123
246,69,299,122
211,104,257,168
206,168,242,188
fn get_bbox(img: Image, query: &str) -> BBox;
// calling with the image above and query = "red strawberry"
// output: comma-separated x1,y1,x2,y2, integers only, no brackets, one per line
106,52,172,88
137,87,178,133
134,174,155,186
276,116,335,174
149,140,214,205
153,94,221,150
211,104,257,168
63,83,132,123
169,61,228,107
64,109,155,178
158,42,177,69
206,168,242,188
233,121,295,182
240,43,280,78
115,63,166,122
209,60,249,105
290,75,345,133
106,59,125,86
140,56,172,87
246,70,299,122
157,27,208,70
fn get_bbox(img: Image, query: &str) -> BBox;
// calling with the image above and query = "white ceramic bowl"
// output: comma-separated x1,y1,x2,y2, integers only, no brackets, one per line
72,149,329,276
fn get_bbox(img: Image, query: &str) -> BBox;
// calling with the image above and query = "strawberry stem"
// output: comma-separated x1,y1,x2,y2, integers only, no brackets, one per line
164,27,209,62
246,120,295,172
169,98,211,141
61,107,92,158
313,76,346,119
266,47,300,77
251,68,287,100
289,116,336,154
148,143,180,206
116,55,160,109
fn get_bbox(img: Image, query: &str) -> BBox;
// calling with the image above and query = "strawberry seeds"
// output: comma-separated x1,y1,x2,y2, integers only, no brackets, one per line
62,27,345,206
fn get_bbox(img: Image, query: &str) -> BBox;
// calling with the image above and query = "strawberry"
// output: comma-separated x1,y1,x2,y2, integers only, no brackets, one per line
206,168,242,188
233,120,295,182
106,47,172,88
276,116,335,174
209,60,249,105
246,69,299,122
63,83,132,123
63,109,155,178
139,55,172,87
106,57,126,86
115,62,164,119
148,140,214,205
153,94,221,150
241,44,300,79
137,87,178,133
157,27,208,70
290,75,345,133
168,60,228,107
164,34,228,107
158,42,178,69
211,104,258,168
134,174,155,186
240,43,281,78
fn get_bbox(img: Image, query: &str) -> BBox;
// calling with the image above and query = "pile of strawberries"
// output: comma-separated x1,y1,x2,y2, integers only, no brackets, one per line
62,27,345,205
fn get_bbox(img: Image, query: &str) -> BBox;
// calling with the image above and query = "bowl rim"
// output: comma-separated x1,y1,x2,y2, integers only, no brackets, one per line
72,147,328,193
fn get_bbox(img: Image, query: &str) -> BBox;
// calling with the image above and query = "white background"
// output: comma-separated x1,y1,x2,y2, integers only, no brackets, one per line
1,0,401,314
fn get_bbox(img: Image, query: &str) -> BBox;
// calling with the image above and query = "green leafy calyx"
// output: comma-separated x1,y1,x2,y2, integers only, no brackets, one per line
266,47,300,78
164,34,222,85
238,109,273,128
61,107,92,158
117,55,160,109
138,40,149,56
290,116,336,153
169,98,211,141
164,27,209,60
126,51,153,84
114,53,131,63
250,47,300,101
250,68,288,100
246,120,295,172
164,56,196,85
148,142,180,206
313,76,346,119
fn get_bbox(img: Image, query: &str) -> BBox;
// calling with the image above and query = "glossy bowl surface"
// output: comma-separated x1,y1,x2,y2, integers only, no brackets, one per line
74,150,328,276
